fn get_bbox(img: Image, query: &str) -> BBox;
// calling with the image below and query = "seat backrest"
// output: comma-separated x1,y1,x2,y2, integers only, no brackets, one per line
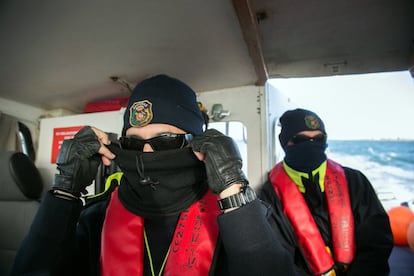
0,151,43,275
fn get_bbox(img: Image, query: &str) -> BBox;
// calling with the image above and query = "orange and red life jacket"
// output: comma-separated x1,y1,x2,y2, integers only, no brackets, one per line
269,160,355,275
100,187,220,276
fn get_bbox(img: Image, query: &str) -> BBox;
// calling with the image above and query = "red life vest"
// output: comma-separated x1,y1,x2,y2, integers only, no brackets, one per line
100,187,220,276
269,160,355,275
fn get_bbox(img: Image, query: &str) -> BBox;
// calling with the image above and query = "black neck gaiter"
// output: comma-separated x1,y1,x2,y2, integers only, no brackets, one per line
107,144,208,217
284,141,327,173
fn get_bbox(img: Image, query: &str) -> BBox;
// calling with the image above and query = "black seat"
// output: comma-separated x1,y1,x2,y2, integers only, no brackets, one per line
0,151,43,275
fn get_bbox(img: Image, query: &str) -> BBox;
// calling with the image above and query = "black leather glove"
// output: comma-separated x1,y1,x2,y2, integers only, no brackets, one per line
191,129,248,194
52,126,101,197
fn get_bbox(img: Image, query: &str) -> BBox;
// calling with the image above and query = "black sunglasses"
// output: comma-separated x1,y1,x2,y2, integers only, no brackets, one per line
119,133,193,151
290,134,327,145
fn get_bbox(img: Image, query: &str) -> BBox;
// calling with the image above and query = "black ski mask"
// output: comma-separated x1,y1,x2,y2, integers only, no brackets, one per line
279,108,328,172
284,141,327,172
107,144,208,217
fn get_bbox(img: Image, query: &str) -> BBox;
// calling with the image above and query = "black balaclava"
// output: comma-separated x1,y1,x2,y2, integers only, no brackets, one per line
279,108,327,173
108,144,207,217
284,142,327,172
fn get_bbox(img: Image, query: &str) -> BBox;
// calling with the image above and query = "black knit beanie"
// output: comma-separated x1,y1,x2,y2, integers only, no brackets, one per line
278,108,326,149
122,74,204,136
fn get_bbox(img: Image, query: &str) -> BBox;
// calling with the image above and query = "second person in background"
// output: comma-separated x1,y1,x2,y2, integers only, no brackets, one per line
259,108,393,275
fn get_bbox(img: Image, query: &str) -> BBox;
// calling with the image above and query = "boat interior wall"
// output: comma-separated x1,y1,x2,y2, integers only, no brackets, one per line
198,86,264,187
0,97,61,152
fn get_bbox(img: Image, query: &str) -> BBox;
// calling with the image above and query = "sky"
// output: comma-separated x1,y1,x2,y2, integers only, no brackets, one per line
269,70,414,140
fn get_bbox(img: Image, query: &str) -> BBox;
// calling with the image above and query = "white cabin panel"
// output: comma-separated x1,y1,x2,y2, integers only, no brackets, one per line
197,86,262,188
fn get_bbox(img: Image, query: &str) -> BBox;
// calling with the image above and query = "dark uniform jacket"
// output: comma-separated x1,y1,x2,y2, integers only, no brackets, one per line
11,189,298,276
259,165,393,276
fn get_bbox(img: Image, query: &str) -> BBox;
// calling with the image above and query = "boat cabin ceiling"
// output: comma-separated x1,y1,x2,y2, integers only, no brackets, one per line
0,0,413,113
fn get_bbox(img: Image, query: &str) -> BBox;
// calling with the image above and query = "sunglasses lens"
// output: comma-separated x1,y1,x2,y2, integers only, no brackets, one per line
291,134,326,144
119,134,192,151
150,134,185,150
119,136,146,151
291,135,308,144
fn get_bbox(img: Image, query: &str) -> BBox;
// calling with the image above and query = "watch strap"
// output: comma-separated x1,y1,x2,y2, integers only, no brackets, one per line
217,186,257,211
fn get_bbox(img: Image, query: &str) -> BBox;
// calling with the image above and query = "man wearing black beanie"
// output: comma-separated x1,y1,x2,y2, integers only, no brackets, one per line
259,108,393,275
11,75,298,276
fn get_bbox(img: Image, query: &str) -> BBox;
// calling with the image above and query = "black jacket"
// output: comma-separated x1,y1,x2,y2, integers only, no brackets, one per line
259,165,393,276
11,190,298,276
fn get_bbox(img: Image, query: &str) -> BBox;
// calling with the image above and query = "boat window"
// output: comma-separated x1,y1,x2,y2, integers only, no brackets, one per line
18,122,36,161
272,118,284,166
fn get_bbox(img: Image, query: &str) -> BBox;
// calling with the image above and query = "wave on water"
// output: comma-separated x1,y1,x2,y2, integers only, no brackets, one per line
327,140,414,210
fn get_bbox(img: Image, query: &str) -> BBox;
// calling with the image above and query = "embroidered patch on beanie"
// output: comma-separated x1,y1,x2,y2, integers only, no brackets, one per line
129,100,153,128
304,115,321,130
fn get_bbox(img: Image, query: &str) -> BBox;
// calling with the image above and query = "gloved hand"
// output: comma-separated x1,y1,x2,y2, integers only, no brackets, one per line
191,129,248,194
52,126,102,197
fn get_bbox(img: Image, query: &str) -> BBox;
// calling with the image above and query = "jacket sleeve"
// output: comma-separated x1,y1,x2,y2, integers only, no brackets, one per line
10,191,83,276
217,199,299,276
344,167,393,275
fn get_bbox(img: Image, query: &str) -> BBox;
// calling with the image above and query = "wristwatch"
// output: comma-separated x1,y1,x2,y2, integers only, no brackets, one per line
217,186,257,211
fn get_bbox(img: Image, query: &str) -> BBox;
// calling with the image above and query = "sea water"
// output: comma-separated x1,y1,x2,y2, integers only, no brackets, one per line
327,140,414,211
